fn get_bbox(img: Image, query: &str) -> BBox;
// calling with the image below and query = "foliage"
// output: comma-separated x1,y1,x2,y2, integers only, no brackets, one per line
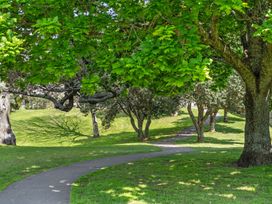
220,73,245,115
0,1,23,78
110,25,210,94
253,10,272,43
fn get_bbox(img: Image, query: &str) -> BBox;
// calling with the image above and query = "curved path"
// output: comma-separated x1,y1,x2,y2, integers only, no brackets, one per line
0,144,192,204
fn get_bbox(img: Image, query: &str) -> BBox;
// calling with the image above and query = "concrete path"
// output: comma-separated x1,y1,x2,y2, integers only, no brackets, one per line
0,145,192,204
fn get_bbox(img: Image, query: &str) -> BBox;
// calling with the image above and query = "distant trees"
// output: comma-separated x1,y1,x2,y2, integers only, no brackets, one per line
187,72,245,142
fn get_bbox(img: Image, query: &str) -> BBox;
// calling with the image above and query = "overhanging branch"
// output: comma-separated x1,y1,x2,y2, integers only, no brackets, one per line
198,19,256,94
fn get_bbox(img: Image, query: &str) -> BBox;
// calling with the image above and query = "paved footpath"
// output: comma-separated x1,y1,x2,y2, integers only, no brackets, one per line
0,144,192,204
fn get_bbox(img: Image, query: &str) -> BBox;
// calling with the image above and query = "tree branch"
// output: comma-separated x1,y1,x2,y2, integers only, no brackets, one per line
198,19,256,94
187,102,198,129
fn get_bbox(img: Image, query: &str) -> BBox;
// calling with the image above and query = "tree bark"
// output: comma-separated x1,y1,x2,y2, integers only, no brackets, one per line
223,107,228,123
196,123,204,142
237,90,272,167
144,115,152,139
209,110,218,132
90,108,100,138
137,118,145,141
127,113,151,141
0,93,16,145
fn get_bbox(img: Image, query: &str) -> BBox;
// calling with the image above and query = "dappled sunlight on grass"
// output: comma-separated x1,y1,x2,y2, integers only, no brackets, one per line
72,149,272,204
71,112,272,204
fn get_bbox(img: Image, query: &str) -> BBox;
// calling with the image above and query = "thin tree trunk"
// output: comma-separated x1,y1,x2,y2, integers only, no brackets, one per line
223,107,228,123
144,115,152,139
209,110,218,132
90,109,100,138
0,93,16,145
237,90,272,167
137,118,146,141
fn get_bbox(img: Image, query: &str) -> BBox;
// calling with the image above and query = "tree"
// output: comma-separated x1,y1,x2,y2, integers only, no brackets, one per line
102,88,181,141
115,0,272,167
190,1,272,167
186,82,220,142
118,88,153,141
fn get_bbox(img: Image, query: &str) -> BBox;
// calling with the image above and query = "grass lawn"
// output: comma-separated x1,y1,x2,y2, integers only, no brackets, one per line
0,108,191,191
71,114,272,204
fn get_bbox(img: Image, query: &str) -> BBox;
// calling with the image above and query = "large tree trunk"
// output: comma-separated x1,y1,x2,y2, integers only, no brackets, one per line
90,108,100,138
0,93,16,145
237,90,272,167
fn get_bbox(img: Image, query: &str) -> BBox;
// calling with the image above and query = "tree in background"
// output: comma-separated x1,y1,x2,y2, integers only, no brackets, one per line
102,88,181,141
186,82,220,142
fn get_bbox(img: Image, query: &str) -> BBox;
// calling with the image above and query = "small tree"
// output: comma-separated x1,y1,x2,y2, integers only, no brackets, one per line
102,88,181,141
187,82,220,142
117,88,154,141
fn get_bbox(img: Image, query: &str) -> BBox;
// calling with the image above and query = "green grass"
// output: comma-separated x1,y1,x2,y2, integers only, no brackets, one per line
71,114,272,204
0,108,191,191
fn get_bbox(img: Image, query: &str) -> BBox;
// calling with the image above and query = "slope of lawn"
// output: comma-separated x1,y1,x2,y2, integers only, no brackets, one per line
71,114,272,204
0,108,191,191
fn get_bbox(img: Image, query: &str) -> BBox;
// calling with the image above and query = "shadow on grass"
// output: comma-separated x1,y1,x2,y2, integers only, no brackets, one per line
74,124,188,146
44,114,193,146
211,124,244,134
13,115,90,145
12,111,242,147
175,136,243,145
221,115,245,123
72,148,272,204
201,137,243,145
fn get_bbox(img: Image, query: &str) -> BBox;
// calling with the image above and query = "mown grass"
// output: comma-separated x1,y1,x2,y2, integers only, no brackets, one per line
71,114,272,204
0,108,191,191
